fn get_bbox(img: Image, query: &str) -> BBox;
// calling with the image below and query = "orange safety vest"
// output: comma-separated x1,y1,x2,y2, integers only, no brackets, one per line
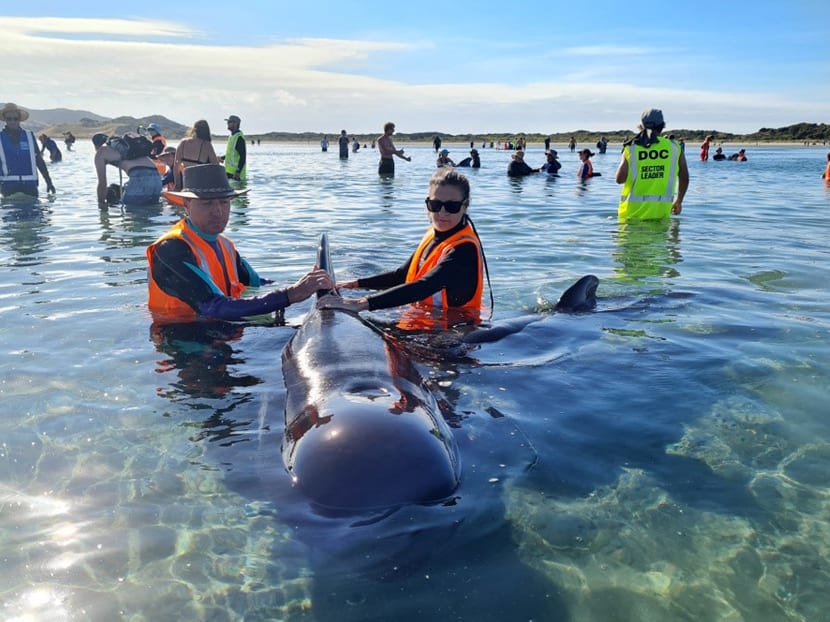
578,159,593,178
404,223,483,313
146,219,246,319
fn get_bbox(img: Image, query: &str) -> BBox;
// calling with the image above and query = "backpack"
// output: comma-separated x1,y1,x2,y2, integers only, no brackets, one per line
107,132,153,160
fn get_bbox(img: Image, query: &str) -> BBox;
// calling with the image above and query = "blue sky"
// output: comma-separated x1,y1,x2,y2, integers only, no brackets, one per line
2,1,828,134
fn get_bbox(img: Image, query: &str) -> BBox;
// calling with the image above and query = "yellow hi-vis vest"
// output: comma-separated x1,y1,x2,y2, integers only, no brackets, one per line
224,131,247,179
618,137,680,220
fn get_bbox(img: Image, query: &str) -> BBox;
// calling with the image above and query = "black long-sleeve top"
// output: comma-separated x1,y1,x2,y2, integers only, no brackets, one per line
357,219,479,310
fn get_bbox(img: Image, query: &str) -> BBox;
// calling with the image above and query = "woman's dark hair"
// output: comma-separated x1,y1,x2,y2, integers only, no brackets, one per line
429,168,471,202
188,119,212,141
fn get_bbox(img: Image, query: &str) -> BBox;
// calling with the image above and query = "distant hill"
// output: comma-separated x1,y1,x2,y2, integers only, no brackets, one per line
1,104,108,134
0,104,190,140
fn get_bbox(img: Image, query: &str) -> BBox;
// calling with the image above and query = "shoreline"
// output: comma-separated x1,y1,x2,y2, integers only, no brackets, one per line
236,139,828,149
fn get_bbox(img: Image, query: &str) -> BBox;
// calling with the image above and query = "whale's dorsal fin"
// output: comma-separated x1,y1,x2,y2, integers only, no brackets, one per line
316,232,338,298
553,274,598,312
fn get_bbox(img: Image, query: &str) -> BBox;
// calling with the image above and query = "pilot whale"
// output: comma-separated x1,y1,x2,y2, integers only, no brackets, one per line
459,274,599,345
281,234,460,512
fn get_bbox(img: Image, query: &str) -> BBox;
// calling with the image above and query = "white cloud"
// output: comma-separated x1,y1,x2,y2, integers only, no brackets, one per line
0,16,823,135
0,16,200,38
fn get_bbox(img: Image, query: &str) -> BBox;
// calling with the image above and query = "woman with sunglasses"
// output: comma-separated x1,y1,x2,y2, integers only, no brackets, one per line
318,168,483,320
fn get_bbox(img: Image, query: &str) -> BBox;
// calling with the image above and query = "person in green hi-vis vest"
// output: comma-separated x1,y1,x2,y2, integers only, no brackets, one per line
615,108,689,220
222,114,247,181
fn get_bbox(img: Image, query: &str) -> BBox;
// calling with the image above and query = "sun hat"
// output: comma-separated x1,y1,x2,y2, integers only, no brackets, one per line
440,148,449,155
147,123,161,134
470,148,479,155
641,108,665,128
513,150,525,159
225,115,241,124
548,150,558,158
165,164,249,199
1,102,30,122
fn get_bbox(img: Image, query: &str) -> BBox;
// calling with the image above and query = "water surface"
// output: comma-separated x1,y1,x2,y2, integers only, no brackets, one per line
2,142,829,621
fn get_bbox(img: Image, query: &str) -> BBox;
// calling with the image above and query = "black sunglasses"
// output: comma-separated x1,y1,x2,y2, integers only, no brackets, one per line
425,198,466,214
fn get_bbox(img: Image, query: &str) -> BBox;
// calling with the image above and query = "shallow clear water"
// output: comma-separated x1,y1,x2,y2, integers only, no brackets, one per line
2,141,829,621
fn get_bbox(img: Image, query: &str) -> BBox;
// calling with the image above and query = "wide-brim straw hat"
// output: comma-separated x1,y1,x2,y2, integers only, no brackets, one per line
165,164,250,199
1,102,30,122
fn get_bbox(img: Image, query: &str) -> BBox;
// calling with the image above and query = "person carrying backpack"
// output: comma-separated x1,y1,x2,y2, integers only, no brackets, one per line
92,132,162,209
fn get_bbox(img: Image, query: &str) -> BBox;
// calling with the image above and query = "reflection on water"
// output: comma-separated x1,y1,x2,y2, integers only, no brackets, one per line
98,203,167,250
1,203,53,265
151,321,264,444
612,218,682,286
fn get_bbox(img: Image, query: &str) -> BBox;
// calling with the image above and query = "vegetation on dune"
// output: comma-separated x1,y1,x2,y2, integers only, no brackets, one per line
16,106,828,145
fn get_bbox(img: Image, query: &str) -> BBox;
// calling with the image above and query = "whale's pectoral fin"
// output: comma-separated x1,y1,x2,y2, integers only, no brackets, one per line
460,316,542,345
553,274,599,312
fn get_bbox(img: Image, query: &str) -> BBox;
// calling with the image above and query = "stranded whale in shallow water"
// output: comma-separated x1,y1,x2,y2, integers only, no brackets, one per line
281,234,460,512
459,274,599,345
281,235,599,511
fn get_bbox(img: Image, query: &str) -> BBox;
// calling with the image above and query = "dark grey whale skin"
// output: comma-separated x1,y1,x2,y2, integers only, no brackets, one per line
460,274,599,345
281,234,460,512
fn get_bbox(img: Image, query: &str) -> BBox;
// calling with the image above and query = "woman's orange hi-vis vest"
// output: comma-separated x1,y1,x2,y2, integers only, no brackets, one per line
404,222,483,312
146,219,246,319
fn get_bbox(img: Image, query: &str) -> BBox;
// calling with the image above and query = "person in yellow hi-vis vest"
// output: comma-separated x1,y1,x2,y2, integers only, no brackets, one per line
222,114,247,180
615,108,689,220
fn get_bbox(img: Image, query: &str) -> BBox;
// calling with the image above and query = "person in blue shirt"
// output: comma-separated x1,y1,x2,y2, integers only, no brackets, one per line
541,150,562,175
0,103,56,198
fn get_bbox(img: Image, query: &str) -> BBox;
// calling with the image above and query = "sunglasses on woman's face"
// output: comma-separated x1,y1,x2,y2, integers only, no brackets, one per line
425,198,465,214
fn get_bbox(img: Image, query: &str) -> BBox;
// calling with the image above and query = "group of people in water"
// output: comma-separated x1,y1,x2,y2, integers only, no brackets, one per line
505,147,599,179
0,103,249,207
145,108,690,328
3,101,825,333
699,135,748,161
146,162,479,328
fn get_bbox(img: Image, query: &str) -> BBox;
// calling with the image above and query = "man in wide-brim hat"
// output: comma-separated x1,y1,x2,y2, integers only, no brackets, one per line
1,102,31,122
146,164,332,322
0,102,56,198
